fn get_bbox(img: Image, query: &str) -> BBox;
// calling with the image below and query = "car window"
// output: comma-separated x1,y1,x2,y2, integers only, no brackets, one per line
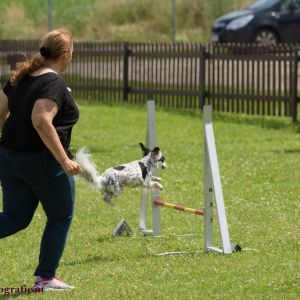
248,0,281,10
293,0,300,8
280,0,300,10
280,0,292,10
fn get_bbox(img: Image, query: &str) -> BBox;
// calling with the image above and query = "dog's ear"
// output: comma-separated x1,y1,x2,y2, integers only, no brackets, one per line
151,147,160,156
139,143,150,156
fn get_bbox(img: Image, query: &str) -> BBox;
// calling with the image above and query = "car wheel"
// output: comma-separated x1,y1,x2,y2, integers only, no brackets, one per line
253,29,279,46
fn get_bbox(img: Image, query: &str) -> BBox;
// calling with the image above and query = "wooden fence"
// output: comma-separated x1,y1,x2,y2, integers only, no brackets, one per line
0,40,299,121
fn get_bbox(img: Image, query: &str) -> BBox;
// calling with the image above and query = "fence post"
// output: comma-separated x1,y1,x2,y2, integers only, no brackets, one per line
290,49,298,123
199,45,206,110
123,42,130,101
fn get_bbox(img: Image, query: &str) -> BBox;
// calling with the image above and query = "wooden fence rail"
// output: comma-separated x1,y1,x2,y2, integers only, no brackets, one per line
0,40,299,121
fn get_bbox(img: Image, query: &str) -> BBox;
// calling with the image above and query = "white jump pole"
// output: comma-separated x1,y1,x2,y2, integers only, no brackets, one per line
203,105,234,254
138,100,161,236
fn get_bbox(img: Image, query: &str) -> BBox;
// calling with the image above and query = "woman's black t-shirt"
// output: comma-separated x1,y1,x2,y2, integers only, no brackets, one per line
1,73,79,158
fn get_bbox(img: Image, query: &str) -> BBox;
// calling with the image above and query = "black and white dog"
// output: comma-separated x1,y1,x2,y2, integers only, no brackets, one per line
76,143,167,205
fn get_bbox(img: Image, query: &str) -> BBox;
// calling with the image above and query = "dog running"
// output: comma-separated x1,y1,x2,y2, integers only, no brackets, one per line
76,143,167,206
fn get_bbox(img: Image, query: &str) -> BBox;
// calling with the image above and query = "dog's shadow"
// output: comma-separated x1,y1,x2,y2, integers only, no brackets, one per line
64,251,150,267
63,235,150,267
65,254,115,266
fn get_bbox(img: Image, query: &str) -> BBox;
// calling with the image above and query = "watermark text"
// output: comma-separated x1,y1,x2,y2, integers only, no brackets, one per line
0,285,43,295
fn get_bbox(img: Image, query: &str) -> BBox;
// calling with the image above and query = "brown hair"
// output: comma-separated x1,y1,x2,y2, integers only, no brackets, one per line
10,28,73,86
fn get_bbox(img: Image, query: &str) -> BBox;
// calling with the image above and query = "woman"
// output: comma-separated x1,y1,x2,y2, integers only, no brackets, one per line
0,28,81,291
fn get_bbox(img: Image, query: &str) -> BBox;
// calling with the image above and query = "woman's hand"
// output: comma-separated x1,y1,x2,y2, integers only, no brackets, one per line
61,158,82,176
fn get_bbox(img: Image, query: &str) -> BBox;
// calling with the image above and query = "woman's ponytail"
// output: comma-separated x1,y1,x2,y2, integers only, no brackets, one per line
10,54,45,86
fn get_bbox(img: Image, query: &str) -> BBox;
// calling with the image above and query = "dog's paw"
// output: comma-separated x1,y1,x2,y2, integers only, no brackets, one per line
152,176,163,182
105,200,115,207
154,182,163,190
104,195,114,207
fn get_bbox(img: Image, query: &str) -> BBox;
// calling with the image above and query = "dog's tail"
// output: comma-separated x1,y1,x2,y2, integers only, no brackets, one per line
76,148,102,189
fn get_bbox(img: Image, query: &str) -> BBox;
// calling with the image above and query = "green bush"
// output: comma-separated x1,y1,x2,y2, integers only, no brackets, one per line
0,0,250,42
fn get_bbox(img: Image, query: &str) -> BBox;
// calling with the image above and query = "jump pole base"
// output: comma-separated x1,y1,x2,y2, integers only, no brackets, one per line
206,243,242,254
139,229,154,236
156,251,201,256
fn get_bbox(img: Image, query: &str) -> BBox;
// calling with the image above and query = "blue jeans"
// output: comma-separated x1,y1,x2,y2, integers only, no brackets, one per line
0,146,75,279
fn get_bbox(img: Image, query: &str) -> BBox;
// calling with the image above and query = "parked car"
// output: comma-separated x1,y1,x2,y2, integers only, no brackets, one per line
211,0,300,46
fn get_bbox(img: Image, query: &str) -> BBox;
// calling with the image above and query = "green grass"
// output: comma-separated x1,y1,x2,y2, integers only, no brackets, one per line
1,102,300,299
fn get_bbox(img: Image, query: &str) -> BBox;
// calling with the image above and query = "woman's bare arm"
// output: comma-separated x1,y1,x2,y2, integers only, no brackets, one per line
31,99,81,176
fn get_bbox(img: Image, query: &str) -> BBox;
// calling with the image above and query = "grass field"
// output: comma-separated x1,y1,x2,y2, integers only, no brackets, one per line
0,101,300,299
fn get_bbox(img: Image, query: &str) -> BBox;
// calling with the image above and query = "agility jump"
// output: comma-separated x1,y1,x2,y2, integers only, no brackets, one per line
137,100,240,255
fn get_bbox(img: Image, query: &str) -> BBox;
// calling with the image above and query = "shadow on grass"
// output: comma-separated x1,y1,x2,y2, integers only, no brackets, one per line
63,233,207,267
271,149,300,154
284,149,300,153
65,255,115,266
63,249,206,267
153,104,300,131
63,252,152,267
212,112,299,131
95,235,115,243
78,99,300,131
